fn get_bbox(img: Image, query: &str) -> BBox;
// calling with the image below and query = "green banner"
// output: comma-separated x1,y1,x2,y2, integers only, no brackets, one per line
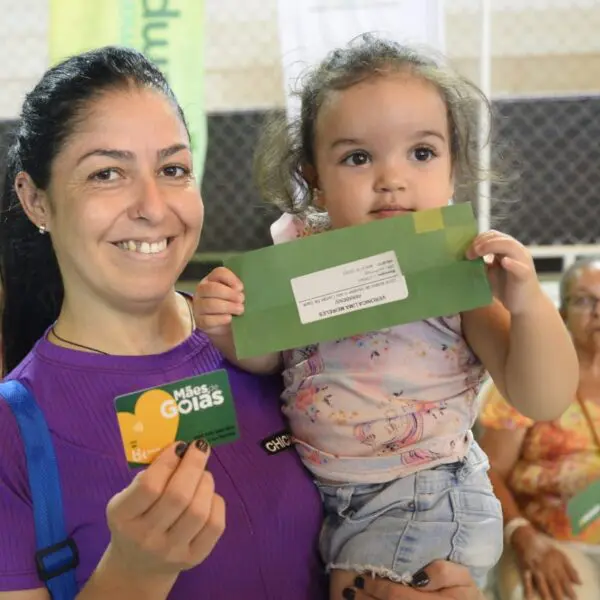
50,0,206,179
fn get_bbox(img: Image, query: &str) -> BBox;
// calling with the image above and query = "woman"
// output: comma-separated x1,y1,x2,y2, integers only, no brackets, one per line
480,258,600,600
0,46,486,600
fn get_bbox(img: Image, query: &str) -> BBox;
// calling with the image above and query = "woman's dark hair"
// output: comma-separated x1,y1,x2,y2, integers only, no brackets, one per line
0,46,189,374
254,34,492,214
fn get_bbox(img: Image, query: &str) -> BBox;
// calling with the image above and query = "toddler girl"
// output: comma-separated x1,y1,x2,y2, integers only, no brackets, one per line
194,35,577,597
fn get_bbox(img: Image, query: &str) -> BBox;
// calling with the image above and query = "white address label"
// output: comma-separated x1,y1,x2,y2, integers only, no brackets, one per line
290,251,408,325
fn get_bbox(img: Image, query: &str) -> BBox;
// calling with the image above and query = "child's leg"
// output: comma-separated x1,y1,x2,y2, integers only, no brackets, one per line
443,444,504,588
318,444,503,593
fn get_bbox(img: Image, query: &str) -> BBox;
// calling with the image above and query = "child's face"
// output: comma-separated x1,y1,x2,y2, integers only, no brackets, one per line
312,72,454,229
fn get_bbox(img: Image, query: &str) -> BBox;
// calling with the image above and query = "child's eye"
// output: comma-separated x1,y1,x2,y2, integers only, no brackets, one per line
412,147,436,162
341,151,371,166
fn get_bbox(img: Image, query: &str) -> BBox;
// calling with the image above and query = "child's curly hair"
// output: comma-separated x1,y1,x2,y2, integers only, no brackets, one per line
254,34,493,215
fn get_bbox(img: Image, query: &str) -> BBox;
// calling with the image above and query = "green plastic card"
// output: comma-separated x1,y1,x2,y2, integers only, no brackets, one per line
567,480,600,536
225,203,493,359
114,370,239,468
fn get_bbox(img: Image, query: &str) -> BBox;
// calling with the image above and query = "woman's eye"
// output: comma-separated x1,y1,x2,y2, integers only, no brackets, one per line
162,165,191,177
91,169,120,182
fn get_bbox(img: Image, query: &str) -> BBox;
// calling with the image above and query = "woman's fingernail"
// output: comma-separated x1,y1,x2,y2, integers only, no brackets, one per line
175,442,189,458
411,569,430,588
195,438,209,453
342,588,356,600
354,576,365,589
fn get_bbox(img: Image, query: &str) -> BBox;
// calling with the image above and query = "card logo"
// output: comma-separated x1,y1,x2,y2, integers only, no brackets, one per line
161,384,225,418
260,430,293,455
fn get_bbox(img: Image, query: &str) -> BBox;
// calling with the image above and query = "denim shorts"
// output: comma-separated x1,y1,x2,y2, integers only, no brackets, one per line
315,442,503,588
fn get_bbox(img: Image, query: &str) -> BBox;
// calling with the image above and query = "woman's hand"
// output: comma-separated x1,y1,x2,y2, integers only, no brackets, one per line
342,561,486,599
105,440,225,578
511,525,581,600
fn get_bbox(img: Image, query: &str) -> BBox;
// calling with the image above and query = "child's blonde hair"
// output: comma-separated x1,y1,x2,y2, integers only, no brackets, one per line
254,34,493,214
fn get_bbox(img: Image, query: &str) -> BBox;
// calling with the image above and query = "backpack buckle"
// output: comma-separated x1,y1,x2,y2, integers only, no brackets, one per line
35,538,79,582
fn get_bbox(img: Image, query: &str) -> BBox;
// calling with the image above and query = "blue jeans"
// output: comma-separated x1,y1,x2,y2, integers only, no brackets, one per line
316,443,503,588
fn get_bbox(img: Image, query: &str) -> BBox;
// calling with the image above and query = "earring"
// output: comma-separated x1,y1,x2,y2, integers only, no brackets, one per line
38,224,47,234
312,188,321,202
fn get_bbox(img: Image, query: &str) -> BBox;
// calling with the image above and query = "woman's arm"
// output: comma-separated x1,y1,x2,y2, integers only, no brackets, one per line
0,442,224,600
479,425,528,525
0,591,48,600
480,426,582,600
76,548,177,600
0,557,176,600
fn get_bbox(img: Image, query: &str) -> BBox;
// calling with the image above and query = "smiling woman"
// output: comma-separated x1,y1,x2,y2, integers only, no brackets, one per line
0,46,327,600
14,87,202,357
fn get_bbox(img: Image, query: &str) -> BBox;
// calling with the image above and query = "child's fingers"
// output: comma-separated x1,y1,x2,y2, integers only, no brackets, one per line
194,297,244,318
202,267,243,291
195,314,234,333
471,237,529,264
500,256,532,280
195,281,244,305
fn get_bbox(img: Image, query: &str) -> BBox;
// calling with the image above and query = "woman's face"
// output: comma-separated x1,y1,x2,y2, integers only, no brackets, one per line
563,264,600,353
41,87,203,310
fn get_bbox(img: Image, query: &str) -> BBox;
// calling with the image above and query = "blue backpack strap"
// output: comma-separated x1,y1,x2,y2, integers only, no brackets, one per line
0,380,79,600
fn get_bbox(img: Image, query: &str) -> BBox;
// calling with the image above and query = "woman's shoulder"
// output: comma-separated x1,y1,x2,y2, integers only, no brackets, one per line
0,375,31,495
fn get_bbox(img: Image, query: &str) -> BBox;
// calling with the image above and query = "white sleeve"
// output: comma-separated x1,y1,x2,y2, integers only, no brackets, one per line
270,213,303,245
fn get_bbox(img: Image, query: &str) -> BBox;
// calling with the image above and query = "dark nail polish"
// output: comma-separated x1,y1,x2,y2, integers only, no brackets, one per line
195,438,209,453
175,442,189,458
342,588,356,600
411,569,430,588
354,576,365,589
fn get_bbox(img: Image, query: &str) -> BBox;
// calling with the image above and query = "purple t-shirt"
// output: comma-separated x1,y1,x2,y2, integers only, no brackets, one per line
0,331,326,599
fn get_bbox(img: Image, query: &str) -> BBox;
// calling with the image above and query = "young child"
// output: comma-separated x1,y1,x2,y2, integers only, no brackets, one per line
194,36,578,595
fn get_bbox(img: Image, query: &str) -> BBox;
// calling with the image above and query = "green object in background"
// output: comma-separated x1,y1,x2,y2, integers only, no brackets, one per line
49,0,206,179
567,480,600,535
225,203,493,359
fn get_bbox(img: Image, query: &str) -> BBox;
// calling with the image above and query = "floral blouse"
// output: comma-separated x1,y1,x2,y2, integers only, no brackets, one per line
480,385,600,544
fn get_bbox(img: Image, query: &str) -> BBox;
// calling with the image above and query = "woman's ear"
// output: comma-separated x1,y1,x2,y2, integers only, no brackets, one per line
14,172,52,232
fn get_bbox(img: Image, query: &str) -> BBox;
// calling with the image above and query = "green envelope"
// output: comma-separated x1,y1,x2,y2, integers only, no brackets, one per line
224,203,493,359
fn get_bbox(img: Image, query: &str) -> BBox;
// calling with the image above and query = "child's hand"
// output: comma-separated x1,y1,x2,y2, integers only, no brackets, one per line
193,267,245,338
467,230,542,315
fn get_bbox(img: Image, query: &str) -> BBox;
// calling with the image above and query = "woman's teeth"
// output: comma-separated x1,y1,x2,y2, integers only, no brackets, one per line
116,239,168,254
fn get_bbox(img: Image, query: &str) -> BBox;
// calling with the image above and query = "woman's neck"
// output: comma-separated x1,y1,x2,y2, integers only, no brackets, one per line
577,346,600,404
577,346,600,374
51,289,194,356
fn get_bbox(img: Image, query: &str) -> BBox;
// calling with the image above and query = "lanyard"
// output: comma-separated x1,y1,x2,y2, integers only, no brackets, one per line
577,393,600,451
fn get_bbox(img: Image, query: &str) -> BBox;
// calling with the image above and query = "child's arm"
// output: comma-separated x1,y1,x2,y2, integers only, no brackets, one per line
193,267,282,375
462,231,578,422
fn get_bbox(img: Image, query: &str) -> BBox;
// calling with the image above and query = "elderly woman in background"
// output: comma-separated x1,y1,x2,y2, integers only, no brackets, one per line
480,257,600,600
